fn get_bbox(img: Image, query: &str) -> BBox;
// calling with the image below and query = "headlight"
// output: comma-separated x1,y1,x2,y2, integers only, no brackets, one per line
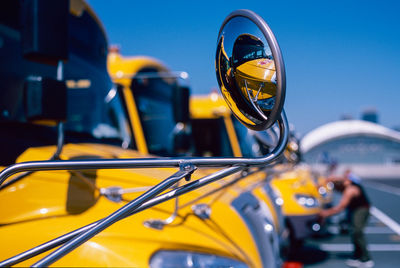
150,250,249,268
295,194,319,208
326,181,334,190
270,187,283,206
318,186,327,196
275,197,284,206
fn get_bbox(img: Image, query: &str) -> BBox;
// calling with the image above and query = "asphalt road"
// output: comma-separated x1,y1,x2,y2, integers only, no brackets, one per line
291,179,400,268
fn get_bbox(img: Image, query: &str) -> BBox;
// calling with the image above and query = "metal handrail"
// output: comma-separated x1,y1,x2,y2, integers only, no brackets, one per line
0,110,288,186
0,166,242,267
0,111,288,266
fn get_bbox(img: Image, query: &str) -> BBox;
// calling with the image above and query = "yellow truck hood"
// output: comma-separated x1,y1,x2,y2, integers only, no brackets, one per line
0,144,260,267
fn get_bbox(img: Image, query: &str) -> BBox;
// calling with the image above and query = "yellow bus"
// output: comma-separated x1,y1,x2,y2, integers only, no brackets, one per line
0,6,289,268
0,1,260,267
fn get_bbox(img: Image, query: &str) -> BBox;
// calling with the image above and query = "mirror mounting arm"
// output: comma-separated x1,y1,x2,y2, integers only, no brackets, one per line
178,162,196,181
244,80,268,120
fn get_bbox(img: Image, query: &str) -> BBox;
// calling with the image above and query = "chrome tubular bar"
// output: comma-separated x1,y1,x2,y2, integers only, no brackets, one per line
112,71,189,80
0,111,288,186
0,166,242,267
32,163,197,267
0,112,288,266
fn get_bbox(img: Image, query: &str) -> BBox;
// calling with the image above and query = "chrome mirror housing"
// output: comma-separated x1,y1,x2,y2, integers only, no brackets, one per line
216,9,286,130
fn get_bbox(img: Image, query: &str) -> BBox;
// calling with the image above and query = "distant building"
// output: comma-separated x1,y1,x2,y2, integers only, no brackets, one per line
340,114,353,120
301,120,400,178
361,107,378,123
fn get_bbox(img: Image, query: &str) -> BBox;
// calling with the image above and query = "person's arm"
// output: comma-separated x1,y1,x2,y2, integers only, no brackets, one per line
319,185,358,218
325,174,345,183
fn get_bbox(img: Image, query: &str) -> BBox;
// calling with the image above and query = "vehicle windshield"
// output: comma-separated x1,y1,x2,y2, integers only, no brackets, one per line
191,118,233,157
64,83,131,147
232,116,262,157
0,2,132,166
131,69,178,156
63,6,132,145
235,44,267,63
232,35,271,67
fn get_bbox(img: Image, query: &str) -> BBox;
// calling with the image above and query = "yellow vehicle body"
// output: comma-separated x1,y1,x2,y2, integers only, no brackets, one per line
190,93,287,267
270,164,322,241
106,53,265,267
270,167,320,216
316,174,334,207
108,52,170,155
0,144,259,267
190,93,283,231
190,94,324,242
197,91,325,243
0,2,261,267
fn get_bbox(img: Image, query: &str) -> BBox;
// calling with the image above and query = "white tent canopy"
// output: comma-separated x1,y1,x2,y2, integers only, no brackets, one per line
301,120,400,153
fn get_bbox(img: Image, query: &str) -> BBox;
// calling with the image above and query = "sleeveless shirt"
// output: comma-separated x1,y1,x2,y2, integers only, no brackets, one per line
348,182,370,211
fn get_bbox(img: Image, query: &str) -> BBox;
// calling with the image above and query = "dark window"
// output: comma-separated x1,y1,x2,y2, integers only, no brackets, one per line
131,69,178,156
0,2,131,149
63,84,131,147
0,122,57,165
232,34,271,67
69,9,107,67
233,43,267,64
191,118,233,157
232,116,261,157
0,0,20,30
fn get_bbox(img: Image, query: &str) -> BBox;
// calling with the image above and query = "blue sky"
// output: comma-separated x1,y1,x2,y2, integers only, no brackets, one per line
89,0,400,136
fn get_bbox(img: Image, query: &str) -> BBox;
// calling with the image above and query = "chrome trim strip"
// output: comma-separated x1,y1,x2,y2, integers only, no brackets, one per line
0,111,288,186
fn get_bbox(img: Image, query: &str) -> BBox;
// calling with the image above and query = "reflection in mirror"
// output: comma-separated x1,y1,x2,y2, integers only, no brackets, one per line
232,34,276,112
216,10,285,131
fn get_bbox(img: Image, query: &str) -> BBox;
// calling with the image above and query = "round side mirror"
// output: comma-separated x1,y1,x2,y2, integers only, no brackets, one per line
216,9,286,131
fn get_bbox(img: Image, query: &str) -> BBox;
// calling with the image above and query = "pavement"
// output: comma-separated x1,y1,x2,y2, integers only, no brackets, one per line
287,179,400,268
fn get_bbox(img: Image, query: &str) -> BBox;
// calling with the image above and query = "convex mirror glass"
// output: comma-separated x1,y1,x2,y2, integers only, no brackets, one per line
216,10,286,131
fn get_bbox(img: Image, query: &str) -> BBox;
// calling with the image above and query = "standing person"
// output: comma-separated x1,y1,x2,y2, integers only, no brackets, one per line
347,169,362,184
319,174,374,268
327,168,361,185
328,169,362,233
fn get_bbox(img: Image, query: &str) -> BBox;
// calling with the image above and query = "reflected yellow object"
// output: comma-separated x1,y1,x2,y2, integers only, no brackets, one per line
215,37,256,127
235,58,276,101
